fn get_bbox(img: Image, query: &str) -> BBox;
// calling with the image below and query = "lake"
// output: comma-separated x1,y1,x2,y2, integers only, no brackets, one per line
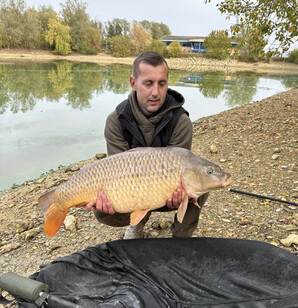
0,61,297,192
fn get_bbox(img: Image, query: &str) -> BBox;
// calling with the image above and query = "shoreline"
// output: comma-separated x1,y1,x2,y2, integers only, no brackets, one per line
0,48,298,74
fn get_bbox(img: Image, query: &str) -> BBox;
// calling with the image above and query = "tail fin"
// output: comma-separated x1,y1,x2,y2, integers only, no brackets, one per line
38,190,67,237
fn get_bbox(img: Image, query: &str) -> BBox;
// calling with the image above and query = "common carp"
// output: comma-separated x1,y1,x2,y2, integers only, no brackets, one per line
38,147,232,237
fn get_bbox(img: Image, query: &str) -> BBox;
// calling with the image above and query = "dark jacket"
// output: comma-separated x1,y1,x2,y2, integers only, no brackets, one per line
116,89,189,148
104,88,193,155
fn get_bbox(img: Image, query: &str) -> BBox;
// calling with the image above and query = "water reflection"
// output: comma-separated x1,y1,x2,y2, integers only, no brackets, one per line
1,62,297,114
197,72,226,98
0,62,132,114
223,73,259,107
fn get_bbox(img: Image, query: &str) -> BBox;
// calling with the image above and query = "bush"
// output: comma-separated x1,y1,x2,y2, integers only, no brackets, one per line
288,49,298,64
110,35,132,57
204,30,231,60
148,40,167,56
168,41,182,57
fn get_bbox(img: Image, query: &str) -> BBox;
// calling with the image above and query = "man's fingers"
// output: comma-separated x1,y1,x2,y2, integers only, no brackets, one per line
166,198,173,208
85,201,95,212
176,188,182,205
107,202,116,214
96,192,104,211
172,191,178,208
95,192,115,214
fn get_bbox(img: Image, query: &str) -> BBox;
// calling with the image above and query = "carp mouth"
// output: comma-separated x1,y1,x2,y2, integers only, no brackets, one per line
222,175,232,188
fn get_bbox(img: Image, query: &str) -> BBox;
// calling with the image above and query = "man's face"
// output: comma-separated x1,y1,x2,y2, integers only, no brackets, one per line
130,61,168,117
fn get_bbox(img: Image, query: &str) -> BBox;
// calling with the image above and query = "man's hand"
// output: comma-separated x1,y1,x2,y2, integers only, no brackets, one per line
166,188,183,209
85,192,115,214
166,188,198,209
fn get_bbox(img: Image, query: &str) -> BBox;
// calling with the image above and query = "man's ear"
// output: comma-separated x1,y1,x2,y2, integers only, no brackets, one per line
130,76,136,90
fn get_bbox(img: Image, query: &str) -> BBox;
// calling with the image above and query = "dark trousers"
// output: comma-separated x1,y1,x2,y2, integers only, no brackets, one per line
94,193,209,237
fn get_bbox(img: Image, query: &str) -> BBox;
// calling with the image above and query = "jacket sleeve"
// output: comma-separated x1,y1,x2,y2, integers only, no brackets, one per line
104,111,130,156
168,113,193,150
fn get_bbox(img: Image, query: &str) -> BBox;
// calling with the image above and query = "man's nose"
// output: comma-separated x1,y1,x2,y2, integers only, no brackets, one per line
151,83,159,96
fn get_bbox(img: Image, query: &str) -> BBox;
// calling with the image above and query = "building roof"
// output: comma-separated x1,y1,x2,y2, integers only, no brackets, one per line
160,35,206,42
160,35,238,46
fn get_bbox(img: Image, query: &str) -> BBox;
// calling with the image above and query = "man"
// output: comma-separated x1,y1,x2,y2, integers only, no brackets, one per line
86,50,208,239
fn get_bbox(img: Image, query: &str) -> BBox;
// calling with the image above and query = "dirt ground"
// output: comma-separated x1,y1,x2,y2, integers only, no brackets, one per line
0,50,297,306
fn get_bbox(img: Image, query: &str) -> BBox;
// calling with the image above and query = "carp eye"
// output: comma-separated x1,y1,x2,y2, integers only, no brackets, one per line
206,167,214,175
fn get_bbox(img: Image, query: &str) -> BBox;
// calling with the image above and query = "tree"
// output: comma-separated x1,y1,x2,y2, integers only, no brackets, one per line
130,22,152,54
234,23,267,61
203,30,231,60
22,8,42,49
168,41,182,57
206,0,298,55
45,18,72,55
36,5,57,49
105,18,130,39
110,34,132,57
288,49,298,64
61,0,92,53
0,0,27,48
0,1,58,49
148,40,167,56
140,20,171,40
84,27,102,54
0,24,4,48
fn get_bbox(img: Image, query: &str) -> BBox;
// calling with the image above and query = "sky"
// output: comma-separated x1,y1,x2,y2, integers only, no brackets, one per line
25,0,235,37
23,0,297,52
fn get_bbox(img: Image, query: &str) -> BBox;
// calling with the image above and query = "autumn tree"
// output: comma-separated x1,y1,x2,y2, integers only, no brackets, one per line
130,22,152,54
203,30,231,60
36,5,57,49
110,34,132,57
0,1,57,49
45,18,72,55
206,0,298,55
61,0,100,54
168,41,182,57
234,23,267,61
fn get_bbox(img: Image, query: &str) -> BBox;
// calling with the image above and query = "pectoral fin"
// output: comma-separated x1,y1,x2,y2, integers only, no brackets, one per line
177,195,189,223
130,209,150,226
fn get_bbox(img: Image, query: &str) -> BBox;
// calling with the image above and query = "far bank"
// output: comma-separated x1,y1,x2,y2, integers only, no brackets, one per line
0,49,297,75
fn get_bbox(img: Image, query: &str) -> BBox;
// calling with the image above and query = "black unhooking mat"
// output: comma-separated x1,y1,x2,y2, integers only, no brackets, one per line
22,238,298,307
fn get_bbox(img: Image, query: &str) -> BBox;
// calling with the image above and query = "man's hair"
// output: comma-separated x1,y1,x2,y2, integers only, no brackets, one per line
132,50,169,79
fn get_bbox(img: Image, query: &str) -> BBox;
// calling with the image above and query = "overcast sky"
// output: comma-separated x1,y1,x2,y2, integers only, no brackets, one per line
25,0,234,36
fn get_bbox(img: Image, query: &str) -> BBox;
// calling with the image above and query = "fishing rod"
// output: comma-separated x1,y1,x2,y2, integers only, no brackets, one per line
228,188,298,207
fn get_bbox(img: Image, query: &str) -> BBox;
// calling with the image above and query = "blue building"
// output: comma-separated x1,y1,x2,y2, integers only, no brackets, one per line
160,35,238,53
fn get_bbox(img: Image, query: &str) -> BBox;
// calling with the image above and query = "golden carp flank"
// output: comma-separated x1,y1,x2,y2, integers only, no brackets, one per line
38,147,232,237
